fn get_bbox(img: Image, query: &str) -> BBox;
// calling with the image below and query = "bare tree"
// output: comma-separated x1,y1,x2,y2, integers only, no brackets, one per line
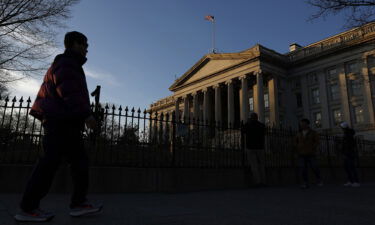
308,0,375,28
0,0,80,88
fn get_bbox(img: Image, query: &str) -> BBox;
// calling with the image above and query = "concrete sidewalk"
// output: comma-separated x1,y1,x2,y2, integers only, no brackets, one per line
1,184,374,225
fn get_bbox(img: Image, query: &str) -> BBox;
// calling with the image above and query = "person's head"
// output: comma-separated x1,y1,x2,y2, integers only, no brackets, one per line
64,31,88,57
299,118,310,130
339,121,349,129
249,112,258,121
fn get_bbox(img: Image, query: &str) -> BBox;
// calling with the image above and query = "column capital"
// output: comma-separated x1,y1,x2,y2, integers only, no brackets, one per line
202,87,209,93
225,79,233,85
213,84,221,89
238,75,248,81
254,70,263,76
191,91,198,97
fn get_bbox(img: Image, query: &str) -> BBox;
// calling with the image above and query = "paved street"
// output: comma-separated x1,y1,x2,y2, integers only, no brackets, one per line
1,184,374,225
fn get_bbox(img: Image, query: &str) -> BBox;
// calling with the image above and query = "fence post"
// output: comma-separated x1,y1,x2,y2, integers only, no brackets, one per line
325,133,335,181
356,138,364,182
171,111,176,167
91,85,101,110
240,121,245,168
90,85,101,163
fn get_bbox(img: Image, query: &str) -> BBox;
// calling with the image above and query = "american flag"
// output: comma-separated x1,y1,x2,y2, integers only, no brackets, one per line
205,15,215,22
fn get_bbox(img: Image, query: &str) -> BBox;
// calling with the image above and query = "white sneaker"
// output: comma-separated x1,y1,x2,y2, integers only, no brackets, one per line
14,208,54,222
351,182,361,187
343,182,352,187
70,202,103,217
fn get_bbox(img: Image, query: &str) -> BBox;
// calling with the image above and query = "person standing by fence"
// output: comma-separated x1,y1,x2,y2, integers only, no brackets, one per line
242,112,267,187
294,118,323,189
15,31,102,222
339,122,360,187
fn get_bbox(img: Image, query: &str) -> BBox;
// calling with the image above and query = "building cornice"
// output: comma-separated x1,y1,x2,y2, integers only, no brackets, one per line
287,22,375,63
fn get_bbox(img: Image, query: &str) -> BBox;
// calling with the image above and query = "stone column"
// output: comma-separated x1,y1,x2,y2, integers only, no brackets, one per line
317,70,330,128
214,84,222,125
285,79,297,128
240,75,249,123
227,80,235,127
192,92,200,123
253,81,258,114
174,97,181,121
203,88,209,124
362,56,375,125
268,76,279,126
338,64,351,125
163,112,168,141
300,76,310,119
183,95,189,122
255,71,265,123
158,112,164,142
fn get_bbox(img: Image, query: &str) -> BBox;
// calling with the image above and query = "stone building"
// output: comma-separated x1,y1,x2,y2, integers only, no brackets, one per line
150,22,375,139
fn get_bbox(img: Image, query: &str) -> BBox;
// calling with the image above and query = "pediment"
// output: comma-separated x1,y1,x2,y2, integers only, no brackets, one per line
170,55,254,91
169,45,263,91
188,58,247,82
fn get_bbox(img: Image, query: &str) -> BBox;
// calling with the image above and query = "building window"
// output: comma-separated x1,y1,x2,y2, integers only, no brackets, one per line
264,93,269,108
249,97,254,111
350,79,362,96
294,79,301,88
313,112,322,128
347,61,358,74
354,106,364,124
333,109,343,126
327,67,337,79
308,73,318,84
329,83,340,100
295,93,302,108
312,88,320,104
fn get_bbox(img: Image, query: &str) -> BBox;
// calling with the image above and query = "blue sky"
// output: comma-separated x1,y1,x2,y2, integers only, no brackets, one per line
11,0,348,110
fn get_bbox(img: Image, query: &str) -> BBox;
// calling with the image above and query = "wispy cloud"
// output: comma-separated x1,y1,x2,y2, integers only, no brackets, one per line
85,67,120,87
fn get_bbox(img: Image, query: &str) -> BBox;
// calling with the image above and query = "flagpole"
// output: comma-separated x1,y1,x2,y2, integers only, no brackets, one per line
205,15,216,53
212,19,216,53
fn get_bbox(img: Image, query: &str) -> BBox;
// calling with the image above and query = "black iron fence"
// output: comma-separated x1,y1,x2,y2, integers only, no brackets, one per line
1,94,375,169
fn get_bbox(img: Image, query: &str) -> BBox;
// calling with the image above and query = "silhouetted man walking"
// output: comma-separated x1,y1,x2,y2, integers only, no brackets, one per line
294,118,322,189
340,122,360,187
242,112,267,186
15,31,102,222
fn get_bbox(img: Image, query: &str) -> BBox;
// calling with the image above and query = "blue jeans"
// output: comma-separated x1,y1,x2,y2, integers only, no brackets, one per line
298,155,321,185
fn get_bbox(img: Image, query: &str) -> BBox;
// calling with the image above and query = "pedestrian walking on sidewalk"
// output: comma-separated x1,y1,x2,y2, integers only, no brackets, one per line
339,122,360,187
242,112,267,187
15,31,102,222
294,118,323,189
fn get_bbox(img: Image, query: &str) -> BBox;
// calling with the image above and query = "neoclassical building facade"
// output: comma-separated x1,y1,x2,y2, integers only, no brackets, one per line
150,22,375,139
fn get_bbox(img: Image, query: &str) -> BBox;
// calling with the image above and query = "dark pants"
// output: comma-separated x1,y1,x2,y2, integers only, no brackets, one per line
298,155,321,185
20,119,89,211
344,155,359,183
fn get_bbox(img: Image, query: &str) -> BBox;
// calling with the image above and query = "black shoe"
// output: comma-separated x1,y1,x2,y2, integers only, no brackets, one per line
14,208,55,222
70,201,103,217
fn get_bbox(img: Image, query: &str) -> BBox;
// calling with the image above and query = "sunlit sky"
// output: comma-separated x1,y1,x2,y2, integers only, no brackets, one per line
10,0,349,110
